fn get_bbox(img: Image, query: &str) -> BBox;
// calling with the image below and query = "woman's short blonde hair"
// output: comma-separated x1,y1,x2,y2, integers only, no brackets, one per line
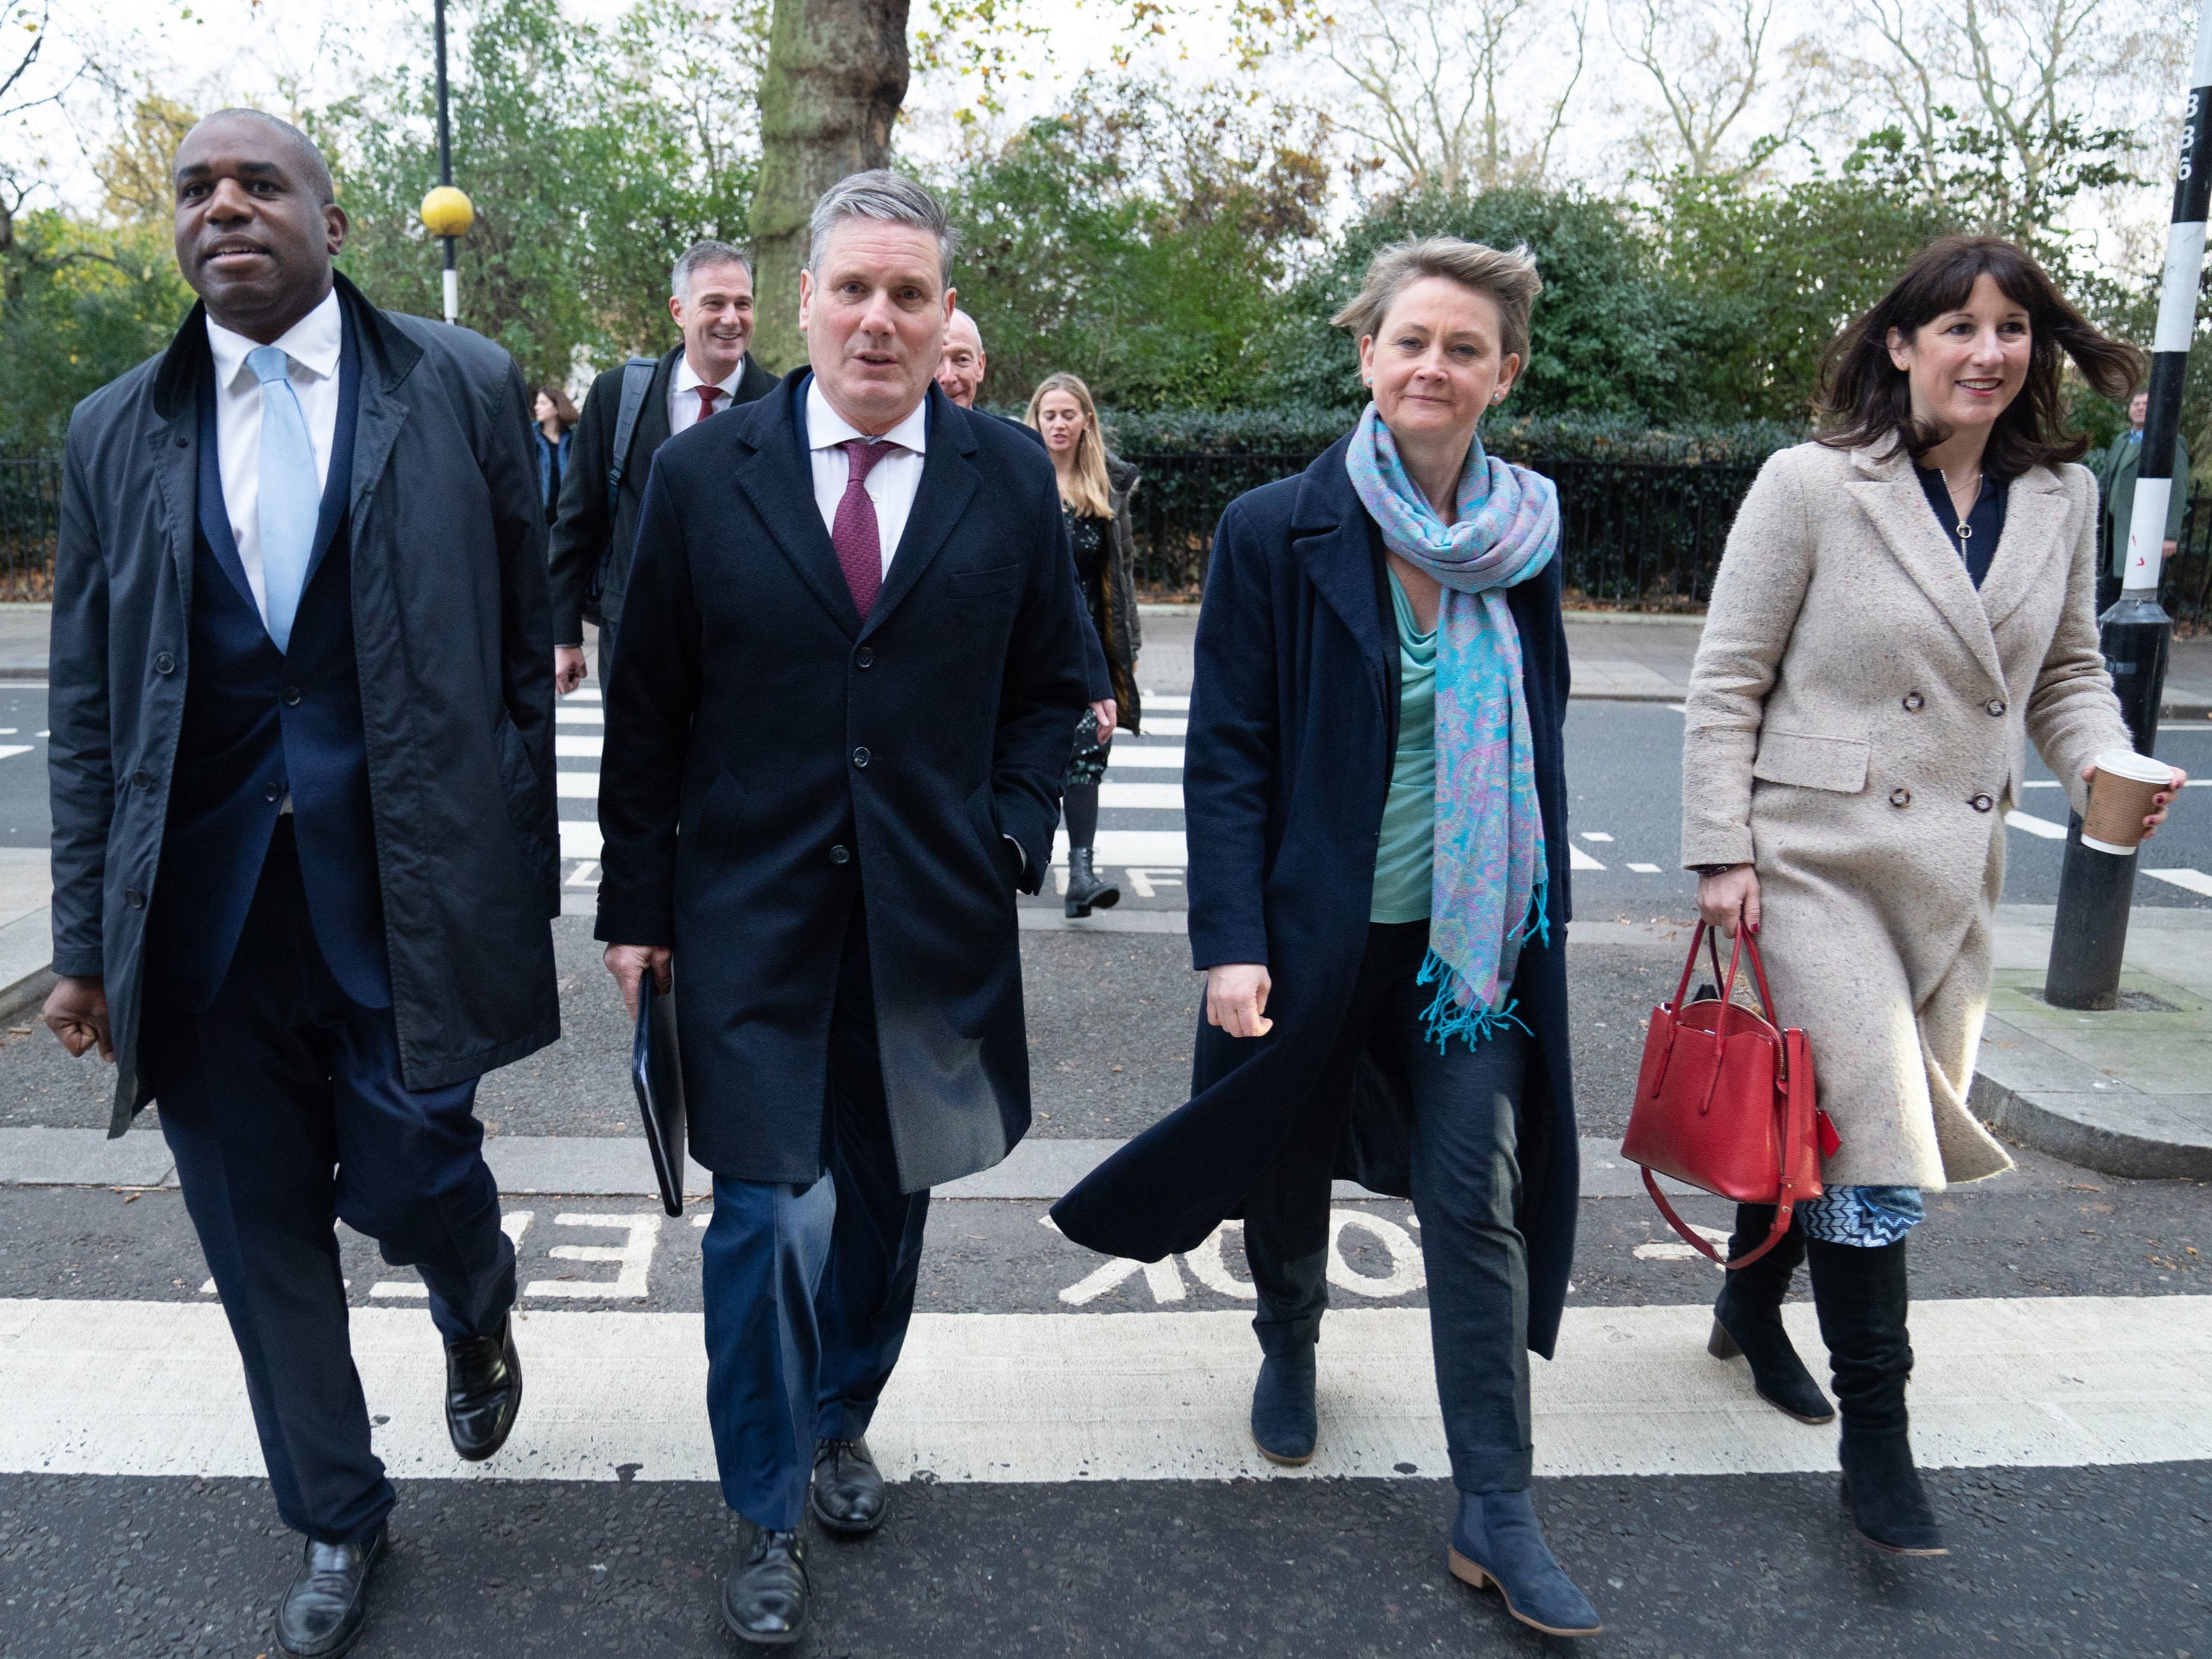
1332,237,1542,364
1024,372,1114,519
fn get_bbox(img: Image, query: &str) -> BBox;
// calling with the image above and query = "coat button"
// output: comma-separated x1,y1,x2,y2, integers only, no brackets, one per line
153,652,175,676
124,889,145,909
1901,692,1924,712
280,685,302,707
1889,786,1911,808
264,782,283,803
1985,698,2007,716
830,843,851,865
854,647,874,670
130,770,153,790
1971,792,1995,812
851,745,870,769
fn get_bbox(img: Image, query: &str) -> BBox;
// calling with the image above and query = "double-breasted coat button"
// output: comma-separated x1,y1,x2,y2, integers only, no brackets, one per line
153,652,176,676
124,889,145,909
830,844,851,865
854,647,874,670
1971,793,1995,812
130,770,153,790
851,745,870,769
1889,786,1911,808
1985,698,2007,716
1901,692,1924,712
264,782,283,803
280,686,302,707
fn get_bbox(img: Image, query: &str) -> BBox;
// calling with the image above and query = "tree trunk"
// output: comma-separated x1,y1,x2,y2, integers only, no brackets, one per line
751,0,911,373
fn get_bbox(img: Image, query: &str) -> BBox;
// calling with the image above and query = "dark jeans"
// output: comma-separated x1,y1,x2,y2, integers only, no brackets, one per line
144,820,514,1545
1243,919,1533,1493
701,904,932,1530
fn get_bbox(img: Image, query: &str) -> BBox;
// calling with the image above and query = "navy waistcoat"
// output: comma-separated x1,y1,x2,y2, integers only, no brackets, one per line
148,313,391,1011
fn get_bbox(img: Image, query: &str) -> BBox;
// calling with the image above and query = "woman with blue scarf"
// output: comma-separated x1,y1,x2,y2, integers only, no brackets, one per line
1051,239,1595,1639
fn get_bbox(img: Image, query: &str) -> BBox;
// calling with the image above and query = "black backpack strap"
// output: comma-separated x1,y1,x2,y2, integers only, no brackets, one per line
605,355,660,497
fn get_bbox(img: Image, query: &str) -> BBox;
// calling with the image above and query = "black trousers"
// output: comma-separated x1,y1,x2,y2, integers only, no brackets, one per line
1242,919,1535,1492
142,821,515,1544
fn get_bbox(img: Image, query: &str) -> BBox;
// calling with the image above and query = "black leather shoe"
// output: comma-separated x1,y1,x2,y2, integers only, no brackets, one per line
1064,847,1121,917
276,1525,385,1657
811,1436,887,1535
723,1526,809,1647
1250,1342,1317,1466
445,1313,523,1461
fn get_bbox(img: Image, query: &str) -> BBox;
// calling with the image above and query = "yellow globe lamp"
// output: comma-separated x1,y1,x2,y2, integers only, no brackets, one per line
420,185,475,238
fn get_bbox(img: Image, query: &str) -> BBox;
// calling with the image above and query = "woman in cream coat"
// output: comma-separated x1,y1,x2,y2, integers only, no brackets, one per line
1681,236,2182,1557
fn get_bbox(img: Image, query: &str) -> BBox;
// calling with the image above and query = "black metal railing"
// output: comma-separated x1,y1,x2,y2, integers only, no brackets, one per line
1123,450,1763,606
0,456,60,602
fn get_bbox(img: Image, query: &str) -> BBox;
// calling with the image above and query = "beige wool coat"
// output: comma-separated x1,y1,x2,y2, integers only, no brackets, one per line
1681,441,2133,1189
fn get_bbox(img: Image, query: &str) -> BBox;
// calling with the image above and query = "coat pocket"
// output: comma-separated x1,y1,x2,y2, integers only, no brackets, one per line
1751,729,1870,794
493,713,558,888
949,563,1021,598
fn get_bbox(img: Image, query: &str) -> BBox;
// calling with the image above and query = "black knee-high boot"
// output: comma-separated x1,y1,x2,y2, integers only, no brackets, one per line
1804,1236,1945,1556
1709,1204,1832,1423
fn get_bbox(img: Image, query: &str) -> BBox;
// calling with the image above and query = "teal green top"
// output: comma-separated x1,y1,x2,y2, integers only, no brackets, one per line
1370,569,1437,923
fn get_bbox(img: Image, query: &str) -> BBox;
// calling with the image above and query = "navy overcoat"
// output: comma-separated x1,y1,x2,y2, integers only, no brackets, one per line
595,374,1091,1191
1051,436,1580,1358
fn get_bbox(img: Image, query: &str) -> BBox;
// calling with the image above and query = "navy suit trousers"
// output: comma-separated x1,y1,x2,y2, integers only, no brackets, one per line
144,820,515,1544
701,904,931,1530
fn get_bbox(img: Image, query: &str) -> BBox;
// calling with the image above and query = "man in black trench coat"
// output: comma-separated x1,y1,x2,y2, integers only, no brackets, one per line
595,170,1089,1645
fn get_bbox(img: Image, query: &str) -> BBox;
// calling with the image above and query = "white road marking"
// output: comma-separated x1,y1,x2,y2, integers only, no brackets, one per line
0,746,30,763
564,861,600,889
1633,1223,1729,1265
2143,867,2212,897
1098,783,1182,811
2006,811,2069,839
564,689,602,703
1569,844,1606,871
1122,868,1182,899
1139,718,1189,737
1628,863,1662,874
556,773,598,798
5,1296,2205,1484
1057,831,1187,867
1144,695,1191,711
1579,832,1614,842
555,734,604,759
556,708,605,725
526,1213,662,1300
1104,746,1184,770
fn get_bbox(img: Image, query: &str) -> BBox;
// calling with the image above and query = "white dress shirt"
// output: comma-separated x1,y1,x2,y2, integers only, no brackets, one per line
206,288,343,625
805,379,927,575
670,354,749,438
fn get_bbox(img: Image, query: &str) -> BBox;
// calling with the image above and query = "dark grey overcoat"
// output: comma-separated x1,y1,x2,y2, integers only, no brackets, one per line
52,274,562,1133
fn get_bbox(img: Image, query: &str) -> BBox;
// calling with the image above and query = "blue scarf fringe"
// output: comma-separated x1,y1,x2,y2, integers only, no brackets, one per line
1415,877,1548,1051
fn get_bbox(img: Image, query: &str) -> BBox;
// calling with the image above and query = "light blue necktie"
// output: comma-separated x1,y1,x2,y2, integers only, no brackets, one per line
247,344,318,652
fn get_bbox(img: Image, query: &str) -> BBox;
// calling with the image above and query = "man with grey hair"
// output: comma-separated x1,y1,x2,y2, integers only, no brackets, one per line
596,169,1089,1644
547,239,775,692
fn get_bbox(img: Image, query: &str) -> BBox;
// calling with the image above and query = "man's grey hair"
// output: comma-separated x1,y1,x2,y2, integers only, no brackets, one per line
807,170,958,285
671,240,754,300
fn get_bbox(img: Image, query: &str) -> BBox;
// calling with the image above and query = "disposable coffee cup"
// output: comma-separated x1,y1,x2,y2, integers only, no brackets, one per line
2081,748,2174,856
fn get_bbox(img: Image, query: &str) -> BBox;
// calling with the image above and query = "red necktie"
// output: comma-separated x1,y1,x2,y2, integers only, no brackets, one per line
831,440,895,618
695,385,723,424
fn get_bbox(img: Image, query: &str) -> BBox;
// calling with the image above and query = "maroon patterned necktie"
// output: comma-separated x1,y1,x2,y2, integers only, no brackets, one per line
695,385,723,424
831,439,896,618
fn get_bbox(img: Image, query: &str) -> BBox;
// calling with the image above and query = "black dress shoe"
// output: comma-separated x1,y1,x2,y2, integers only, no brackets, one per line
445,1313,523,1461
811,1436,887,1535
276,1525,385,1658
723,1527,809,1647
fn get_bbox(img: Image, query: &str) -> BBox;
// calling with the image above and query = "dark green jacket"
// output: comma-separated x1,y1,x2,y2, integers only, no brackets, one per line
2093,428,2191,573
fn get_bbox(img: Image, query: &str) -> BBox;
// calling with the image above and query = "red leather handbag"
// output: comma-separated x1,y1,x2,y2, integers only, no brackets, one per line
1620,922,1832,1268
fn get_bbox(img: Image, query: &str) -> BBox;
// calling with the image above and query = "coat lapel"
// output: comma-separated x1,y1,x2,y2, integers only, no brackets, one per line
1292,442,1391,708
1845,448,2006,691
1978,467,2070,635
731,376,862,637
863,387,977,639
342,278,417,539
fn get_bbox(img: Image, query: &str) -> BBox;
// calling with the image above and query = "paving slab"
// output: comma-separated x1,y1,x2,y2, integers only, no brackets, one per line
0,1125,174,1186
0,605,48,682
1562,611,1702,702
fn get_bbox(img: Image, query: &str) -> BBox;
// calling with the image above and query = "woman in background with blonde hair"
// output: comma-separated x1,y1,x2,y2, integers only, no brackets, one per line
1026,372,1144,917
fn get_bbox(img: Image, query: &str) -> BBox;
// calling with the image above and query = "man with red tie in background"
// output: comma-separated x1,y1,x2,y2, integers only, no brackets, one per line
548,240,776,692
594,172,1089,1645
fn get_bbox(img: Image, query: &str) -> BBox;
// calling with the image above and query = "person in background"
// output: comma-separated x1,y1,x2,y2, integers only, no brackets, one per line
2090,386,2190,610
1025,371,1142,917
596,172,1089,1646
533,386,578,525
1050,238,1596,1639
1682,236,2181,1560
548,240,774,694
46,110,556,1657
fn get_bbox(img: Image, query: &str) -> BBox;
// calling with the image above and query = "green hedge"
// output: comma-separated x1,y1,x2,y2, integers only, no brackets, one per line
986,404,1809,464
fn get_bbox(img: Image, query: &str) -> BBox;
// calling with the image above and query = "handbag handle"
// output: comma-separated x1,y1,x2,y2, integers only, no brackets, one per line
1643,1167,1798,1268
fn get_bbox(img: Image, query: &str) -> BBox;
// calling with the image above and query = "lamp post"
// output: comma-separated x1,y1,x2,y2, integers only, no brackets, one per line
417,0,473,325
2044,0,2212,1009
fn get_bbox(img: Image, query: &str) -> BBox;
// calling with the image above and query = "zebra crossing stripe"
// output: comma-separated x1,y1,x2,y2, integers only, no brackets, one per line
4,1296,2204,1486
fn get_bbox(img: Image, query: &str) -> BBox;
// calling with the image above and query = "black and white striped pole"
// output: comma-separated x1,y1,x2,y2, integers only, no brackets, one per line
2045,2,2212,1009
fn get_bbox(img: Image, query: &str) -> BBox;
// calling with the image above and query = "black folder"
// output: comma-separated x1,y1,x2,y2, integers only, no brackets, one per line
631,970,688,1217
